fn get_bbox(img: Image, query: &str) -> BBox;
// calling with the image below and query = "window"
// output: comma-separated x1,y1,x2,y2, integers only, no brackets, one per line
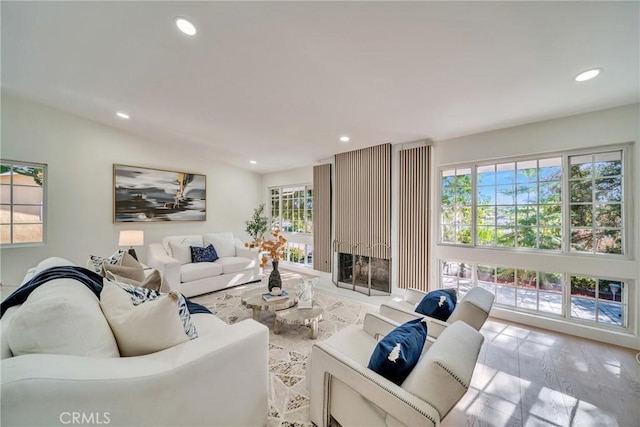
439,148,627,256
569,151,623,254
476,157,562,250
0,160,46,245
284,242,314,267
269,185,313,234
440,260,627,329
440,168,472,244
570,276,626,327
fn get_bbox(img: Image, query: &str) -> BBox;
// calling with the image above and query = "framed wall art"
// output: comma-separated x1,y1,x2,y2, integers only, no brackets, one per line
113,164,206,222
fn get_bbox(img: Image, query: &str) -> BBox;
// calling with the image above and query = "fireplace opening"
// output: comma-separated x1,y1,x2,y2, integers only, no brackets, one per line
337,252,390,295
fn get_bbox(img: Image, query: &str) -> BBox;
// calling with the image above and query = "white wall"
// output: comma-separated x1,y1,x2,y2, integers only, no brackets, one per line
0,92,262,286
431,103,640,349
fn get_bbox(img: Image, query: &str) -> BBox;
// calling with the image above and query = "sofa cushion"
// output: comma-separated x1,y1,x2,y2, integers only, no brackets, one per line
99,281,196,357
191,244,219,263
169,242,194,265
415,289,457,321
165,236,204,264
367,318,427,385
6,280,120,358
214,256,255,274
204,232,236,258
181,262,223,283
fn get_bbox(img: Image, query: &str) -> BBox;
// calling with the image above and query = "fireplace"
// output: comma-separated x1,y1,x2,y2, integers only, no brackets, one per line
336,252,391,295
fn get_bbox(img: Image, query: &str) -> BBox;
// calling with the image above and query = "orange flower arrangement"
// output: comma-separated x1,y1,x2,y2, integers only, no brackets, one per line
245,228,287,268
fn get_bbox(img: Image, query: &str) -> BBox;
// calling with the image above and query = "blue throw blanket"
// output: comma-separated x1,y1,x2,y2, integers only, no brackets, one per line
1,266,212,318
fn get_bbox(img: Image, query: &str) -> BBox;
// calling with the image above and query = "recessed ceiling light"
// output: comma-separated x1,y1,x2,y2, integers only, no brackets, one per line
340,136,350,143
116,112,130,119
575,68,602,82
175,17,196,36
249,160,257,165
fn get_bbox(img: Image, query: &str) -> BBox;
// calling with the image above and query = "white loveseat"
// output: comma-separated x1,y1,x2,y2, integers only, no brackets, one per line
147,232,261,297
1,257,269,427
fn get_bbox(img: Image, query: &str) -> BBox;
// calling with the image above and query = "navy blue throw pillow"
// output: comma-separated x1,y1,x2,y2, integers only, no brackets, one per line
367,318,427,385
190,244,219,263
415,289,457,321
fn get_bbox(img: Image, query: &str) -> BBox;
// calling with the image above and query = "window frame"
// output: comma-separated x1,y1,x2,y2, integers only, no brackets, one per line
269,184,313,235
439,258,629,332
0,159,47,247
437,144,631,260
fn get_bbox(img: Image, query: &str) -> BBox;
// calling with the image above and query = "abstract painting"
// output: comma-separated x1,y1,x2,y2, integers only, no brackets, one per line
113,164,206,222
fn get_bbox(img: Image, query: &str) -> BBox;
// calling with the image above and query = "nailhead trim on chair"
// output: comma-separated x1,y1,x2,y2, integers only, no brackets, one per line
435,361,468,388
318,345,441,426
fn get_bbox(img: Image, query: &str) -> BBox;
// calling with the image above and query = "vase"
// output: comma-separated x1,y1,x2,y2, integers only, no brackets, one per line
268,261,282,292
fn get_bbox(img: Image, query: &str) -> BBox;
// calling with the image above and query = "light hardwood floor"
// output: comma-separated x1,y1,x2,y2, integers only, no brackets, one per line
443,319,640,427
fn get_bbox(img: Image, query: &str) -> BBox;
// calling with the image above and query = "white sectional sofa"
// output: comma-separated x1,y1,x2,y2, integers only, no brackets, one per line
1,257,269,427
147,232,261,297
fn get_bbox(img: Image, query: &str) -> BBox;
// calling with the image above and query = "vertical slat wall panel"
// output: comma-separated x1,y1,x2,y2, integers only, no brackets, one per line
313,164,332,272
335,143,391,259
398,146,430,291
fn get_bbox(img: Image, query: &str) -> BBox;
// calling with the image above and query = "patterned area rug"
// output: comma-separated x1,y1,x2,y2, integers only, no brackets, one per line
192,268,377,427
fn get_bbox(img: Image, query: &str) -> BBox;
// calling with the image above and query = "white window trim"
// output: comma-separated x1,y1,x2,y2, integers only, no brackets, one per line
268,183,313,235
0,159,47,248
437,144,632,260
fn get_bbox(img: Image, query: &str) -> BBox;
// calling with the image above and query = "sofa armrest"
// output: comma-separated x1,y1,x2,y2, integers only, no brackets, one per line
147,243,181,292
234,240,260,262
362,313,401,340
424,317,450,339
405,288,427,305
309,342,440,427
379,302,423,324
1,319,269,427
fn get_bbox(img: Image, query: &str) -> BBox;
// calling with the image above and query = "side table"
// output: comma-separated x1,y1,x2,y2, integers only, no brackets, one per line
274,303,323,339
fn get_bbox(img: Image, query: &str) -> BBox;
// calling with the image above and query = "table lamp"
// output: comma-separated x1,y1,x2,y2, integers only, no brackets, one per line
119,230,144,261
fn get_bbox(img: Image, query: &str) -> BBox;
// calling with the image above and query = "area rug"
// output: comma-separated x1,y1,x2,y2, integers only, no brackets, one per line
192,268,377,427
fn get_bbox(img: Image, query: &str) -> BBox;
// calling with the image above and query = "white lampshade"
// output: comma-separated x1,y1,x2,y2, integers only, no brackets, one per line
119,230,144,247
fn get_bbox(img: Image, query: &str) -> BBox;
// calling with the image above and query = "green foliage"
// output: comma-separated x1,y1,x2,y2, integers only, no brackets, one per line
245,204,268,241
285,246,305,262
0,164,43,186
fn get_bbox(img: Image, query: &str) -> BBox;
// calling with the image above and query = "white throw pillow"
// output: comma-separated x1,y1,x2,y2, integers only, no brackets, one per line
204,232,236,258
99,281,195,356
168,241,193,265
7,280,120,358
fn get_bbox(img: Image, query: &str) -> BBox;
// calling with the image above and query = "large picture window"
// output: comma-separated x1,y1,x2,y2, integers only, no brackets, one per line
270,185,313,234
440,148,627,256
0,160,46,245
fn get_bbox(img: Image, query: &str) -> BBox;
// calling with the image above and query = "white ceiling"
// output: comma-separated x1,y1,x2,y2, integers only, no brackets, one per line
2,1,638,173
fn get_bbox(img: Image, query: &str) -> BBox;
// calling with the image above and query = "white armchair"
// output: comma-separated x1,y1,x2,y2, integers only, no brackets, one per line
380,286,495,338
308,313,484,427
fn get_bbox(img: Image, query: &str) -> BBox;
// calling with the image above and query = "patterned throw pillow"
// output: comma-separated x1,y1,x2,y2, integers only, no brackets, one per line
367,318,428,385
415,288,458,321
108,281,197,340
87,249,126,275
190,244,219,263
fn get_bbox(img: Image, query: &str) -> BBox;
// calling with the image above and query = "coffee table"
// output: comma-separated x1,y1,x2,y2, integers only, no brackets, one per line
241,288,298,321
274,303,323,339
